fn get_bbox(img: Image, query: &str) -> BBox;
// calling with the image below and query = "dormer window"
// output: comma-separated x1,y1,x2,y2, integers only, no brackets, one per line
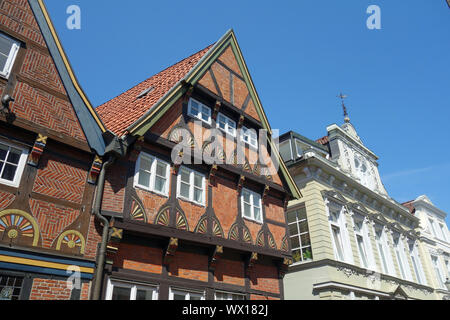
188,98,211,125
240,126,258,149
0,33,20,79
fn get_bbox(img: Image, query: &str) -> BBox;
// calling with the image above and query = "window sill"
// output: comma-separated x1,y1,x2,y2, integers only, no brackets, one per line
0,179,20,189
242,215,263,225
177,195,205,208
134,184,169,198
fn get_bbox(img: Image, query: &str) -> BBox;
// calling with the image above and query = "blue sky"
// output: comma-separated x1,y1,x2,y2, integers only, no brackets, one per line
44,0,450,225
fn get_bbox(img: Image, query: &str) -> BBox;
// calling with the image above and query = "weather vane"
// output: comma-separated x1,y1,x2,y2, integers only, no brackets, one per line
337,93,350,123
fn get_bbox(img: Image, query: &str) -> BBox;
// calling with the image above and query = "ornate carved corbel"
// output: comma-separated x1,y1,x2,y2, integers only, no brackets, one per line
209,164,218,184
87,156,103,185
237,175,245,192
209,245,223,271
110,227,123,242
212,101,221,121
246,252,258,275
27,134,48,167
262,185,270,202
238,115,245,128
279,257,293,278
164,237,178,266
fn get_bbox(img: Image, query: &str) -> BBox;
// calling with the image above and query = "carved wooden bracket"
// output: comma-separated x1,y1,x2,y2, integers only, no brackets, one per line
27,134,47,167
237,175,245,192
209,164,218,184
184,84,194,101
110,227,123,241
262,185,270,202
209,245,223,271
129,139,143,162
164,237,178,266
238,115,245,128
283,194,290,212
279,257,293,278
87,156,103,185
212,101,221,121
246,252,258,275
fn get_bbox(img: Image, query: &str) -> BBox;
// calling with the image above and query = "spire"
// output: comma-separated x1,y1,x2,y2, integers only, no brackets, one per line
337,93,350,123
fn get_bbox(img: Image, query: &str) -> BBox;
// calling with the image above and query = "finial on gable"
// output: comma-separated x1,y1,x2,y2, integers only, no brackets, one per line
337,93,350,123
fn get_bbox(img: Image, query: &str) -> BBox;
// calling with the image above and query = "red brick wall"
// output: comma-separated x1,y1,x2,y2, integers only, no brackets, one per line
169,251,208,282
0,191,15,211
29,198,80,249
214,258,245,287
20,46,66,94
113,243,163,275
0,0,46,47
84,215,102,259
32,154,88,204
179,196,207,232
102,163,127,213
249,264,280,295
136,189,167,223
29,278,72,300
212,175,238,237
80,282,90,300
11,81,87,142
264,195,285,223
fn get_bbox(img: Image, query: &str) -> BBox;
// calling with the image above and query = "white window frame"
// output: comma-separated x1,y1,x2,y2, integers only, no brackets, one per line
392,234,412,281
169,288,205,300
431,255,446,289
374,226,394,276
134,152,171,197
105,279,159,300
216,112,236,137
240,126,258,150
408,241,427,285
240,188,263,223
327,203,352,264
0,33,20,79
188,98,211,125
176,166,206,206
214,290,246,300
438,223,448,242
0,140,28,188
428,217,438,237
353,218,369,269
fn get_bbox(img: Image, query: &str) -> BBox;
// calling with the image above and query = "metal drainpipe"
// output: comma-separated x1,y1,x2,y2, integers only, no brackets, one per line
90,155,115,300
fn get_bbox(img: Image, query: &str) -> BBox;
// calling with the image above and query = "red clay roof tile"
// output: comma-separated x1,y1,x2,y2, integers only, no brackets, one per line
96,44,214,135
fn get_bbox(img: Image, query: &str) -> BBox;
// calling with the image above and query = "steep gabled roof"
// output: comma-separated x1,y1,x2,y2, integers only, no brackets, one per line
29,0,106,155
96,29,301,199
97,45,213,136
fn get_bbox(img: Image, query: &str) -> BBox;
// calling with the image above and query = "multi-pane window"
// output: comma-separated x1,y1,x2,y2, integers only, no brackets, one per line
0,33,20,79
241,188,262,223
354,220,368,269
329,206,347,262
105,279,159,300
177,167,205,205
0,142,28,188
217,113,236,137
169,288,204,300
408,241,426,285
375,228,389,275
0,275,23,300
215,291,245,300
428,218,437,237
134,153,170,196
393,235,410,280
240,126,258,149
439,223,448,242
431,255,445,289
287,206,312,262
188,98,211,124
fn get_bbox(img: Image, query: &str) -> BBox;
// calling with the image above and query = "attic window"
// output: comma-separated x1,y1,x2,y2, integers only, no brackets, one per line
0,33,20,79
136,86,155,99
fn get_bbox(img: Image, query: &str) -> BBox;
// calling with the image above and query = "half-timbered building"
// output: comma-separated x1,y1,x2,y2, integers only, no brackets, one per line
95,29,300,300
0,0,107,300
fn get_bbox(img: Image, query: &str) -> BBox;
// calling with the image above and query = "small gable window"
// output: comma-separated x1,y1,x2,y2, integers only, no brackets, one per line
134,152,171,196
188,98,211,125
217,112,236,137
0,141,28,188
240,126,258,149
0,33,20,79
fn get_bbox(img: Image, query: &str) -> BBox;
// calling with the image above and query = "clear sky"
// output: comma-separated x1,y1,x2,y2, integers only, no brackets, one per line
44,0,450,225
